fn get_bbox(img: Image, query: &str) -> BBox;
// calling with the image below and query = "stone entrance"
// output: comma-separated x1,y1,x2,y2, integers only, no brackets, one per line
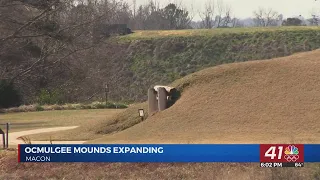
148,86,180,115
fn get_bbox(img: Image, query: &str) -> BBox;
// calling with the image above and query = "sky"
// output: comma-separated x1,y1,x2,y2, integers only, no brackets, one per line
125,0,320,20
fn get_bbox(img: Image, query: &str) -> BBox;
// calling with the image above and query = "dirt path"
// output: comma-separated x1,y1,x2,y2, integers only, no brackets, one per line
5,126,86,146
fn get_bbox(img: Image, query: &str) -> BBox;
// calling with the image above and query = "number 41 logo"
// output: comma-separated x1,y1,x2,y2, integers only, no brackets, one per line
260,144,303,163
265,146,283,160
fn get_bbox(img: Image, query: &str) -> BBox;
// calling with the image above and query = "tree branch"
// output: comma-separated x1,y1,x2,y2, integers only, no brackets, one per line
0,1,60,42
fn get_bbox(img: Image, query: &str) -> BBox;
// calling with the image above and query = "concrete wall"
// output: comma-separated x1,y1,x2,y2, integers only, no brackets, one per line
148,88,158,115
158,87,167,111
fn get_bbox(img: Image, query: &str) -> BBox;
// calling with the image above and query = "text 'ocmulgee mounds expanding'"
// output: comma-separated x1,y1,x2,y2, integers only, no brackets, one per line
24,147,164,154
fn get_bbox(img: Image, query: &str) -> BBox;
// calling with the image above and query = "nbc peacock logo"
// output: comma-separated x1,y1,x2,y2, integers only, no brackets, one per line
284,145,299,162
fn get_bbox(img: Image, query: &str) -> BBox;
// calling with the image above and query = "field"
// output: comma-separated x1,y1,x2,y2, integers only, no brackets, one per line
0,109,122,141
1,33,320,179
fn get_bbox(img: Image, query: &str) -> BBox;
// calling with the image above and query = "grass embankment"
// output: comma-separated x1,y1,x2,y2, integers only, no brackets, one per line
121,26,320,40
0,151,319,180
110,26,320,102
90,49,320,144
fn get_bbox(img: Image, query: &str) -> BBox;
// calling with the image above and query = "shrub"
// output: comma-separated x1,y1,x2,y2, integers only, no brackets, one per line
95,103,106,109
105,102,128,109
80,104,92,109
90,102,128,109
6,107,21,113
63,104,76,110
106,102,116,109
18,105,36,112
113,103,128,109
0,101,128,113
0,80,22,108
91,102,106,109
72,104,82,109
35,105,44,111
37,89,63,105
51,104,64,110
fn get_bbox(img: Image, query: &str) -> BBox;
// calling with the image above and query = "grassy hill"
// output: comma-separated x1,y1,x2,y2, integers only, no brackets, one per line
28,47,320,143
89,49,320,144
108,26,320,102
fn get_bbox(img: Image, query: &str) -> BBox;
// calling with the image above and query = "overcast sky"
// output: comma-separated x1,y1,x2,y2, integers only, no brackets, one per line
125,0,320,20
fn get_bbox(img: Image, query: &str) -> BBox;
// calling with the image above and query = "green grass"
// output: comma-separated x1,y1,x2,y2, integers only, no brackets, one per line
111,27,320,102
51,27,320,103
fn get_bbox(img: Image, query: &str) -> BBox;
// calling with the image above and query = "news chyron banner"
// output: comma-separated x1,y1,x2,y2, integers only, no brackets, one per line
260,144,305,167
18,144,320,166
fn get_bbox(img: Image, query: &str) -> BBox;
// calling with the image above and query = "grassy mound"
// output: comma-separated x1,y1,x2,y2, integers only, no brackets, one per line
89,49,320,144
106,27,320,102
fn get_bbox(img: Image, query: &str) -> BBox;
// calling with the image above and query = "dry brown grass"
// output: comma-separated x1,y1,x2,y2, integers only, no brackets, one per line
93,103,148,135
28,104,146,141
0,109,123,141
0,151,318,180
121,26,320,40
91,49,320,144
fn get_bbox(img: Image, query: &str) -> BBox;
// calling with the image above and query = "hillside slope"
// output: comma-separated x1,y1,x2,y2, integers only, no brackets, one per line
90,50,320,144
112,27,320,102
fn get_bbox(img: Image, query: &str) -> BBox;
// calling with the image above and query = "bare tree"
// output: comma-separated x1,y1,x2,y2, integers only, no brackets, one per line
309,14,319,26
199,0,215,29
132,0,193,30
221,5,232,27
0,0,135,104
231,17,243,27
214,0,225,27
253,7,280,27
133,0,164,30
132,0,137,18
199,0,235,28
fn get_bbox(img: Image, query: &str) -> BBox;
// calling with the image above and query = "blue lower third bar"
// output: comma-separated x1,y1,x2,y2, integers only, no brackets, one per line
18,144,320,163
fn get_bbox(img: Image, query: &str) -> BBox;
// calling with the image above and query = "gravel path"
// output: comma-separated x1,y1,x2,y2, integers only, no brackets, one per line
4,126,86,146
